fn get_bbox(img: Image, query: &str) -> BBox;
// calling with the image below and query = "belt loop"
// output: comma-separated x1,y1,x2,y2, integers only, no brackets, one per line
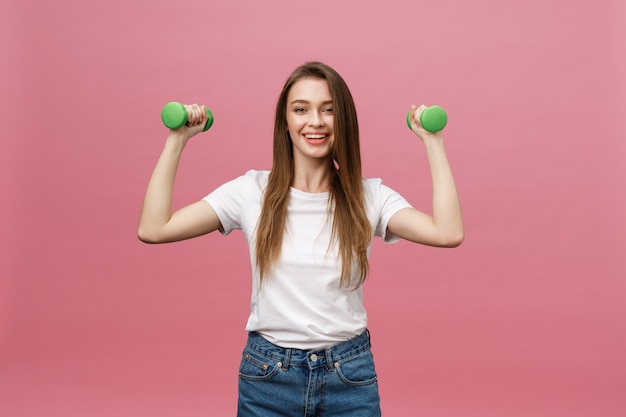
282,348,291,371
325,347,334,370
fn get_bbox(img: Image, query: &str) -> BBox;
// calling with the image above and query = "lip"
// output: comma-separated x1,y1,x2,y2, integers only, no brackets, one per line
303,132,330,142
303,133,330,145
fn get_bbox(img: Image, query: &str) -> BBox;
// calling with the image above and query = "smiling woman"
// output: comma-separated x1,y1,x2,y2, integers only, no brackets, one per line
256,63,374,291
286,78,336,169
4,1,623,415
137,61,463,416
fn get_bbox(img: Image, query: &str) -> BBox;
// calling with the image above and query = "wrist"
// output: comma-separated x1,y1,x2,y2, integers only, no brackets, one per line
166,128,190,141
422,134,445,150
164,133,189,153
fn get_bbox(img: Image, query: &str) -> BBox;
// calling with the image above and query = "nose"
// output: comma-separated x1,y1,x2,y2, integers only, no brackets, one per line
308,111,325,127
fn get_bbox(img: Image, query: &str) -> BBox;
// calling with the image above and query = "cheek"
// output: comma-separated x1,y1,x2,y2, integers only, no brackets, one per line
285,116,297,132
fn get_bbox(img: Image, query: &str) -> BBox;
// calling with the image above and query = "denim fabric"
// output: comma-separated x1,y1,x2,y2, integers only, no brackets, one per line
237,330,381,417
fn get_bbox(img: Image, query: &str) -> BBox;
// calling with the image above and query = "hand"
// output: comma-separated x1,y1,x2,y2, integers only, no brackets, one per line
168,103,209,142
407,104,443,142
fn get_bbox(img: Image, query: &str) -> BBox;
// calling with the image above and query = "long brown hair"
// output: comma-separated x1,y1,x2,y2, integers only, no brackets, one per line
255,62,371,289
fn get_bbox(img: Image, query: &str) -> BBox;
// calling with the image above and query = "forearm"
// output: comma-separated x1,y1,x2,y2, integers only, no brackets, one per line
138,135,187,241
424,137,464,244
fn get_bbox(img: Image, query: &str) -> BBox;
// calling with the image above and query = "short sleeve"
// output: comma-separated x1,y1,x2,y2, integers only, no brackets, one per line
203,170,266,235
364,178,413,243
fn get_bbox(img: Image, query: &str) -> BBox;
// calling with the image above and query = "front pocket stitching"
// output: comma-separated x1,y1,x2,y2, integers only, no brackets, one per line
334,359,378,387
239,354,280,382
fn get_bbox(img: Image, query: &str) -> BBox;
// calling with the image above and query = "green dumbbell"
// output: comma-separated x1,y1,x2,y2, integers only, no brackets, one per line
406,105,447,132
161,102,214,131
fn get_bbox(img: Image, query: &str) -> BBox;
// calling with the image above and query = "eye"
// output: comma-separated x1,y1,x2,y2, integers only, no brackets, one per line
323,107,333,114
294,107,306,113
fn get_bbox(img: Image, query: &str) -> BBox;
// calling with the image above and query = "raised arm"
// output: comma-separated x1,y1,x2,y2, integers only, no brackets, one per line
387,104,464,247
137,104,222,243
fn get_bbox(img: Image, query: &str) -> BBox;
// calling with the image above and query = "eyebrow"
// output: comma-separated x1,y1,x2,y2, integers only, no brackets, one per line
289,99,333,105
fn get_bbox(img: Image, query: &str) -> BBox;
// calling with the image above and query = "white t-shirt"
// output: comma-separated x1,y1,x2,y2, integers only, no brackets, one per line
203,170,412,349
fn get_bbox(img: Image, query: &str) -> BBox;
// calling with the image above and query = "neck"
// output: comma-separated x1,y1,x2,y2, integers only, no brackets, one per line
292,159,334,193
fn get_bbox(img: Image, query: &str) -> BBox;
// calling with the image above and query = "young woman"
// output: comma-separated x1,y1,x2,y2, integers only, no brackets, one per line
138,62,464,416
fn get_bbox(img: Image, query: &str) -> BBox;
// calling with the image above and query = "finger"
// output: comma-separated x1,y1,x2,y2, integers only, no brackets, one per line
198,105,208,124
183,104,193,126
192,104,207,126
186,104,201,126
413,104,427,128
192,104,202,125
409,104,420,128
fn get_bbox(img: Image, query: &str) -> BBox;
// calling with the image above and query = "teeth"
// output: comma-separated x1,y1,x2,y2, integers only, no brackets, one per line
305,134,327,139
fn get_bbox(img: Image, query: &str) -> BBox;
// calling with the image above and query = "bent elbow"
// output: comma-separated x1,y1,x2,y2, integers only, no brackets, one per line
137,227,162,244
138,234,154,244
440,230,465,248
137,231,154,244
447,235,465,248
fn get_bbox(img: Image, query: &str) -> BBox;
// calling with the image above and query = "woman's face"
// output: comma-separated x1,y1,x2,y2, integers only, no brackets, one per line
285,77,335,164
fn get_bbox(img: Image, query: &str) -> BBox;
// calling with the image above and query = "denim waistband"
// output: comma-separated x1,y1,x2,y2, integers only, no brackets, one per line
245,330,372,371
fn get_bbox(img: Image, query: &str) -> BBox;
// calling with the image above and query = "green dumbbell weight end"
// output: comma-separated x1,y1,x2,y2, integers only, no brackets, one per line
161,102,214,132
406,105,447,133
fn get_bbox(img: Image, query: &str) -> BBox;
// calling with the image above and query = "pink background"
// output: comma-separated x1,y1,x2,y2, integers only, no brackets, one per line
2,0,625,416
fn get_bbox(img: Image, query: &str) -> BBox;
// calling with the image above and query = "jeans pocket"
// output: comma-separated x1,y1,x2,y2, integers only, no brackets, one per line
239,348,280,382
334,350,378,386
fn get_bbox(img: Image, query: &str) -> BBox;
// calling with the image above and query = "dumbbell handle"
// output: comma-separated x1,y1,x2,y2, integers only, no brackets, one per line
161,102,214,132
406,105,447,132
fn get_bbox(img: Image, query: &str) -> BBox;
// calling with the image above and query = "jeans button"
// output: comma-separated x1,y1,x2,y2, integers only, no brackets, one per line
310,354,318,362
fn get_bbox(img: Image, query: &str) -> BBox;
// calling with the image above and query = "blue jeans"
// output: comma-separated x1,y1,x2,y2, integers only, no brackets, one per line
237,330,381,417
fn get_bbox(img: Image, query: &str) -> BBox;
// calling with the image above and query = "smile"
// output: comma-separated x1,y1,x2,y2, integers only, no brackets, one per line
304,134,329,139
